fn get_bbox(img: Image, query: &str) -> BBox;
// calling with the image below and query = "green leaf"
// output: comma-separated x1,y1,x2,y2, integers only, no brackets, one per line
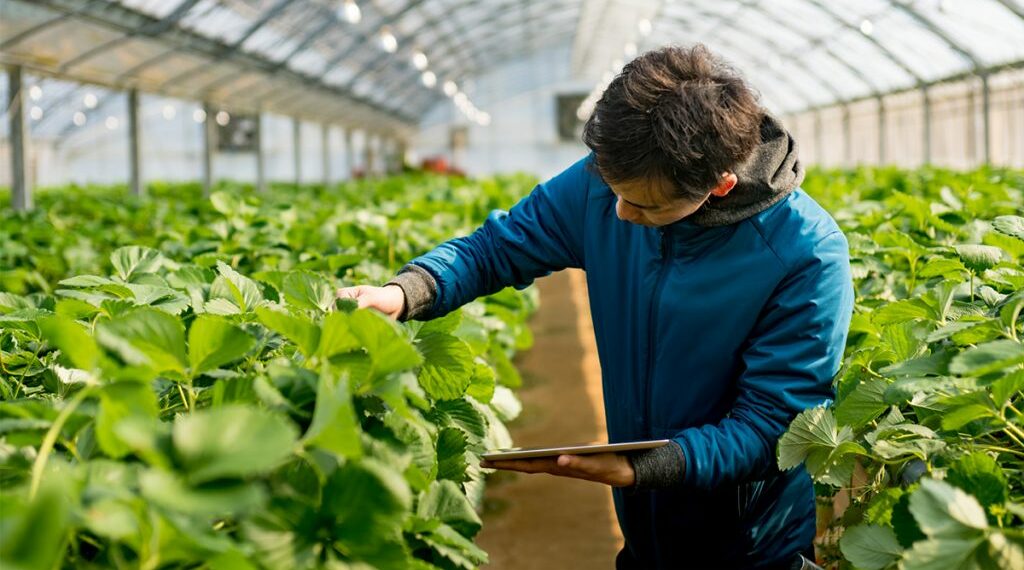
993,215,1024,240
348,309,422,376
949,339,1024,376
910,479,988,538
416,480,483,537
918,257,968,278
188,315,256,377
872,298,937,326
418,523,488,570
209,262,263,314
0,482,70,570
303,370,362,458
941,403,994,431
110,246,162,281
282,271,335,313
901,536,987,570
417,332,474,400
96,307,187,374
466,361,496,403
953,244,1004,272
96,382,159,458
777,406,865,487
139,469,266,515
322,458,411,548
991,370,1024,408
946,452,1008,511
432,399,487,441
317,311,359,358
173,405,298,483
835,378,889,428
255,306,320,358
839,525,902,570
38,315,100,371
436,427,469,483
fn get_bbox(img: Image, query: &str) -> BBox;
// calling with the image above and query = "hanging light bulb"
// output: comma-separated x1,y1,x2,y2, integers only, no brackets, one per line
453,92,468,107
637,19,652,36
478,112,491,126
73,111,87,126
443,80,458,97
378,27,398,53
215,110,230,126
859,19,873,36
162,104,176,120
421,71,437,88
341,0,361,24
84,92,98,109
29,106,43,120
105,116,119,130
193,108,207,123
412,50,429,70
29,85,42,101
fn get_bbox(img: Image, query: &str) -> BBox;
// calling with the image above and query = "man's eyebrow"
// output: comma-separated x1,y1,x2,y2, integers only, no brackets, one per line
621,196,659,209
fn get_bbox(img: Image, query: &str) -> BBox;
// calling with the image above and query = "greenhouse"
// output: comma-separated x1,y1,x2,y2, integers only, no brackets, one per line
1,0,1023,569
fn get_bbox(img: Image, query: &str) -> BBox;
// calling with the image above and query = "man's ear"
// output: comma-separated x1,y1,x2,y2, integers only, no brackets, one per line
709,172,738,197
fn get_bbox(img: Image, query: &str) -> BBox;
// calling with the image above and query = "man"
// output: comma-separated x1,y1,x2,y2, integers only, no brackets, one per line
337,45,853,569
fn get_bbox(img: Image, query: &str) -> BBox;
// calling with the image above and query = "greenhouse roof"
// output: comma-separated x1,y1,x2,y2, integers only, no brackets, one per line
2,0,1023,135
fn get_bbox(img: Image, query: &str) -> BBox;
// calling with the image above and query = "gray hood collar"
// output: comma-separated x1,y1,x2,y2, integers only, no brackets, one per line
686,114,804,227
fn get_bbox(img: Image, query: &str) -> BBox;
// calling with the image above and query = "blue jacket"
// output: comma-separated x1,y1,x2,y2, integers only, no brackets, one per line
410,155,853,568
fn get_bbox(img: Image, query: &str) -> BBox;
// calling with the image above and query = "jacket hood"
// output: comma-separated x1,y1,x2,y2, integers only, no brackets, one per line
687,114,804,227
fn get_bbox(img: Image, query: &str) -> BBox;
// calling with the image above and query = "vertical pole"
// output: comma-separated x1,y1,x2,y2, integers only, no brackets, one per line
7,66,30,211
321,123,330,187
128,89,143,197
842,103,852,166
398,139,408,172
292,117,302,187
922,85,932,165
981,73,991,165
814,109,823,166
255,112,266,193
364,133,374,177
344,128,354,180
966,80,977,166
877,96,886,165
202,102,214,197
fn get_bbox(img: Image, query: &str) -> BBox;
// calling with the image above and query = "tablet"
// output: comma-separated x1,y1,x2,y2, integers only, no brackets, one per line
481,439,671,461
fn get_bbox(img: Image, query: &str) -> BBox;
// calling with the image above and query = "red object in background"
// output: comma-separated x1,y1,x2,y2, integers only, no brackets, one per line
420,156,466,177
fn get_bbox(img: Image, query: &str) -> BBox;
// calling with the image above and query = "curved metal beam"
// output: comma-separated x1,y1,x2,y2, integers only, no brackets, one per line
887,0,981,70
315,0,431,77
802,0,924,85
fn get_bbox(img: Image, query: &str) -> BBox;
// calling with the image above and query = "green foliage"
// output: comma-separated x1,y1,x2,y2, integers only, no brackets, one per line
0,174,538,569
780,166,1024,568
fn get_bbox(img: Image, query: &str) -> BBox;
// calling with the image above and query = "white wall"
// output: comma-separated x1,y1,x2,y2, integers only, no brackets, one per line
413,43,592,181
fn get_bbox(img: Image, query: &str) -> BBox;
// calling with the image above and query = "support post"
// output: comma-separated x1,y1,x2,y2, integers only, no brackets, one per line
364,134,374,178
202,102,215,196
321,123,330,187
128,89,143,197
344,128,355,180
7,66,30,211
814,109,823,166
292,117,302,187
967,80,977,165
922,85,932,165
981,73,991,165
842,104,852,166
877,96,886,165
255,112,266,193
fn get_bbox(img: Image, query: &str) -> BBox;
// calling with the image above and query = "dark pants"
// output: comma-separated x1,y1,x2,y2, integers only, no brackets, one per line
615,544,818,570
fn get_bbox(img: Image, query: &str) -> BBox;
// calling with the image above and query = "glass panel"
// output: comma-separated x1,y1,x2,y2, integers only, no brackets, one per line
827,29,916,93
911,0,1024,66
115,0,195,19
870,7,970,81
0,0,62,45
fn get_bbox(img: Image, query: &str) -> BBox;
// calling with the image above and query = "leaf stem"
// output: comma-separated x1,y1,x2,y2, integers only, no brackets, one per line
29,386,95,500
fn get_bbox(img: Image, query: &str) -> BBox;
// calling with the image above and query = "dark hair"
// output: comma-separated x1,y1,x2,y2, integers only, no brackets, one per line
582,44,764,202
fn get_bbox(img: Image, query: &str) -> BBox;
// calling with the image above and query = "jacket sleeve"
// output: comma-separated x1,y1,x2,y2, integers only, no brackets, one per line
406,157,591,319
673,231,854,490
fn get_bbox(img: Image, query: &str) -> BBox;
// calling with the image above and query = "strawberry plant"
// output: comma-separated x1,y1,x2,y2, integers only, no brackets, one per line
779,167,1024,569
0,176,536,569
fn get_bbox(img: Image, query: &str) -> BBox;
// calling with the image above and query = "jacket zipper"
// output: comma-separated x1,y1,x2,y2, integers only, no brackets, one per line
643,228,672,438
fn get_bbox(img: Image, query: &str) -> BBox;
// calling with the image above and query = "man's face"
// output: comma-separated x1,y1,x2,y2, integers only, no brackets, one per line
608,178,709,227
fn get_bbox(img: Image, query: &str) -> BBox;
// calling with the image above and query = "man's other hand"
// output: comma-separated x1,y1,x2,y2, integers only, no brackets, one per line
336,285,406,319
480,453,636,487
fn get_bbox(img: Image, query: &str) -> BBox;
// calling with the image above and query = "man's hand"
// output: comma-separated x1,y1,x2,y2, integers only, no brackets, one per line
480,452,636,487
336,285,405,319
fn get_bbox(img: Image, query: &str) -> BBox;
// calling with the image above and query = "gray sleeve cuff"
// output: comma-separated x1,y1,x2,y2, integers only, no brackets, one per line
628,441,686,491
384,264,438,322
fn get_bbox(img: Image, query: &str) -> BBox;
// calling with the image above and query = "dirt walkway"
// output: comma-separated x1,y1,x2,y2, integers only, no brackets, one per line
477,269,624,569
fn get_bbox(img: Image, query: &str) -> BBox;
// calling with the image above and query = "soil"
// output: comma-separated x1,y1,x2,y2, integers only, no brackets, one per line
477,269,624,569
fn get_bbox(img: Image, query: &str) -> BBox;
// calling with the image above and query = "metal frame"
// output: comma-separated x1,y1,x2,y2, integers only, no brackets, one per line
7,66,31,211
